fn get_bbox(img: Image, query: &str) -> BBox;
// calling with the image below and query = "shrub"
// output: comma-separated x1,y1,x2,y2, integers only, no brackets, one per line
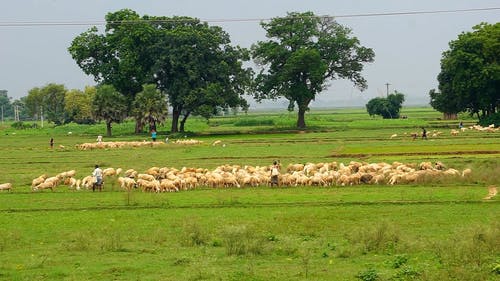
356,268,379,281
478,112,499,127
221,225,264,256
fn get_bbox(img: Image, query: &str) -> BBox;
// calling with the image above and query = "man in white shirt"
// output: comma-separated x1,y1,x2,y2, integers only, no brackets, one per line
92,165,103,192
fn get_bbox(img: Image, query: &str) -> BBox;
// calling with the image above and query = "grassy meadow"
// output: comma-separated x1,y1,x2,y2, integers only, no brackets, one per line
0,107,499,281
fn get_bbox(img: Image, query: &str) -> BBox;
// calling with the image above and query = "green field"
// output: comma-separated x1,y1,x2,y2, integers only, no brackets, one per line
0,107,499,281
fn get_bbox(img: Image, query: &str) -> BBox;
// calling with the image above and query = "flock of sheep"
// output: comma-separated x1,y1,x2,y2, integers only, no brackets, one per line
16,160,472,194
390,124,498,139
77,139,203,150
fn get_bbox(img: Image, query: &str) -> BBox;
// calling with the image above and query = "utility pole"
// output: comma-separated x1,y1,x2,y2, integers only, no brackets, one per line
385,83,390,97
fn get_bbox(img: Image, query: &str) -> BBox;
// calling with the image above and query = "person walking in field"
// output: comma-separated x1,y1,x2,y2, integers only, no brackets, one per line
270,161,281,187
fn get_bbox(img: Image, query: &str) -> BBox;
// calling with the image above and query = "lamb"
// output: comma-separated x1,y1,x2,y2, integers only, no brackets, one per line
0,183,12,191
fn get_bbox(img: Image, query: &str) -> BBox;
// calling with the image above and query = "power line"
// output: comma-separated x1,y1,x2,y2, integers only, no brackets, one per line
0,7,498,27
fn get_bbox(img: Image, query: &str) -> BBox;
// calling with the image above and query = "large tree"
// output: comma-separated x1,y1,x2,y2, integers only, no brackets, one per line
132,84,168,132
93,85,128,136
151,17,252,132
65,86,96,124
68,9,157,133
251,12,374,128
366,91,405,119
0,90,13,119
433,22,499,119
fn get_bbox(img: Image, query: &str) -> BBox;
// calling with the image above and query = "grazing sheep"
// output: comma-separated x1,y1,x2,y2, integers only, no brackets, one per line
0,183,12,191
390,134,398,139
461,168,472,177
31,174,47,188
212,140,222,146
117,177,136,191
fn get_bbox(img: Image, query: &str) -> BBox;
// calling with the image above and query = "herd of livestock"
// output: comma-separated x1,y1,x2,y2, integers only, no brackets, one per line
19,160,472,193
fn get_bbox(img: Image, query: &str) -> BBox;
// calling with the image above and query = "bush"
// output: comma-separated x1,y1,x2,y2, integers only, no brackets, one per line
478,112,499,127
356,268,379,281
11,121,37,129
221,225,265,256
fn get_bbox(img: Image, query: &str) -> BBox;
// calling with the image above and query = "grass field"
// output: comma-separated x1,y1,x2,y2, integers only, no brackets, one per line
0,107,499,281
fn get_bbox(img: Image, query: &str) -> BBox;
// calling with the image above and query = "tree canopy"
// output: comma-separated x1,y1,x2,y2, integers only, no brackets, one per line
132,84,169,132
69,9,252,133
251,12,374,128
92,84,128,136
366,91,405,119
432,22,499,119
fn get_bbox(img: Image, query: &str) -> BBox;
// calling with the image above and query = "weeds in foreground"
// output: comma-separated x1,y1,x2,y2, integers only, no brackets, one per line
221,225,265,256
347,221,402,254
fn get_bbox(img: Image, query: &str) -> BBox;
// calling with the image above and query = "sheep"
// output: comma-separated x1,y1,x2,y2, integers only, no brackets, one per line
212,140,222,146
390,134,398,139
117,177,136,191
461,168,472,177
137,173,156,182
64,177,80,190
31,174,47,188
102,168,117,177
81,175,95,189
0,183,12,191
34,181,56,191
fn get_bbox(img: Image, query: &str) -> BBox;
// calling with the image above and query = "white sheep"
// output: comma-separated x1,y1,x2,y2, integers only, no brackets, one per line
0,183,12,191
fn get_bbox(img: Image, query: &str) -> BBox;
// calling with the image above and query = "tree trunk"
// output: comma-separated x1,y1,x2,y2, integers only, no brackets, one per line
179,111,190,133
171,107,180,133
134,116,144,134
106,121,112,137
297,106,306,129
296,99,310,129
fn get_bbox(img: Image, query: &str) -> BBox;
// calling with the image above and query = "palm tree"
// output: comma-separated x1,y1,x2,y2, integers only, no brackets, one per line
132,84,169,133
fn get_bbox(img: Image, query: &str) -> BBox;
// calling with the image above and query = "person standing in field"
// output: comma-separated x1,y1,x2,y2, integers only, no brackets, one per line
421,127,427,140
151,130,157,142
97,135,103,144
92,165,103,192
270,161,281,187
50,138,54,149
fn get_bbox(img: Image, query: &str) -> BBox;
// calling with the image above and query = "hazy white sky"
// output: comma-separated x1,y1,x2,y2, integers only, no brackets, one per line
0,0,498,108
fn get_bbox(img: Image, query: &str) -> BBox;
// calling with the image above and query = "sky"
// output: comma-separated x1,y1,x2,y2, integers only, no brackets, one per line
0,0,498,109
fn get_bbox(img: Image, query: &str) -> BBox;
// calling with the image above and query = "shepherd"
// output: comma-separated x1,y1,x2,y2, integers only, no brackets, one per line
270,161,281,187
92,164,103,192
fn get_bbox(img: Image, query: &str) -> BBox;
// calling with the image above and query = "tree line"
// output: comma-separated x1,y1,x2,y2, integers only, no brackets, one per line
3,11,497,131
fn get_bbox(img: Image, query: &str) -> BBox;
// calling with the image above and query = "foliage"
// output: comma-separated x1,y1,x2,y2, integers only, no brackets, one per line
69,9,251,134
356,268,379,281
0,90,13,118
92,84,128,136
41,83,67,125
251,11,374,128
366,91,405,119
64,86,96,124
132,84,168,132
478,111,499,127
10,121,37,130
434,22,499,118
151,16,252,132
